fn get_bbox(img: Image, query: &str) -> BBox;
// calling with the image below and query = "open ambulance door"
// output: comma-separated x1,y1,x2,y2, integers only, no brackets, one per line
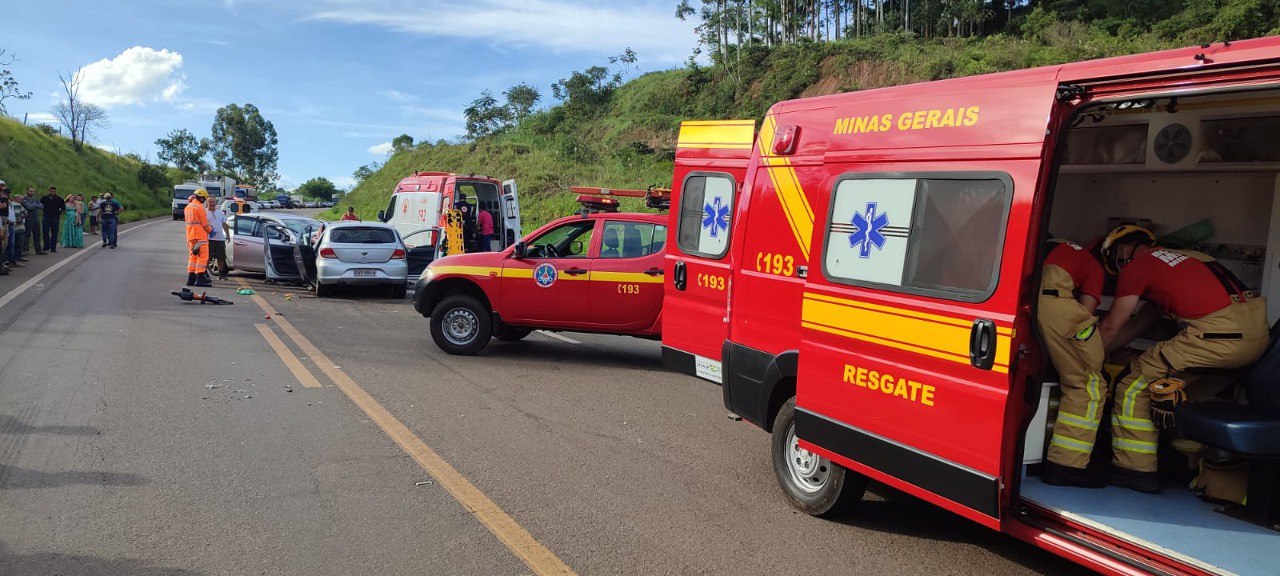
662,120,756,383
791,69,1064,530
501,179,522,248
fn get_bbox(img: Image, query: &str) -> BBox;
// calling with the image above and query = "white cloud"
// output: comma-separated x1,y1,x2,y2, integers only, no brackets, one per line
76,46,187,107
330,175,357,190
25,112,58,125
306,0,698,63
368,141,393,155
377,89,417,102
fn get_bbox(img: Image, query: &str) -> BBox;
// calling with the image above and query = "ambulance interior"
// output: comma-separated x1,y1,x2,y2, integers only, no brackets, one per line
454,180,510,251
1021,88,1280,573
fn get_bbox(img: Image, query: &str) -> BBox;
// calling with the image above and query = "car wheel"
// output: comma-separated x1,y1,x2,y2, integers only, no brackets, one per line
314,282,329,298
770,397,867,517
493,326,531,342
430,295,492,355
207,260,221,278
391,285,407,299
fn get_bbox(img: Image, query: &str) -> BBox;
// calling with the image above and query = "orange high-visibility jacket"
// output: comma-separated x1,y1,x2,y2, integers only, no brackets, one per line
184,197,212,241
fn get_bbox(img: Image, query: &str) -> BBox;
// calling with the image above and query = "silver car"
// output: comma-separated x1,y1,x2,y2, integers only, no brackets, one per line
308,221,408,298
222,213,322,275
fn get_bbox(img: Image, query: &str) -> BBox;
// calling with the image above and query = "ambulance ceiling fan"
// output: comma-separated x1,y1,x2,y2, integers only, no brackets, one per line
1154,123,1193,163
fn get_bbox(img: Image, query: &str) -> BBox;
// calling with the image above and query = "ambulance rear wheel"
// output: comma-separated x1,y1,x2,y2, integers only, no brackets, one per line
430,295,492,355
771,397,866,517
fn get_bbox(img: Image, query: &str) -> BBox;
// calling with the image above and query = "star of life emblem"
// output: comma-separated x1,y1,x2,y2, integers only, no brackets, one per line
850,202,889,259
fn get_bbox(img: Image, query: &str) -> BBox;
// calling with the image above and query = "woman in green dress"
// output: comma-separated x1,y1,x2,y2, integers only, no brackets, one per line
61,194,84,248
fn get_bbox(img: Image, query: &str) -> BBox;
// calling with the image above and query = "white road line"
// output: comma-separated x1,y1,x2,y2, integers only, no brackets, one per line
0,219,163,311
536,330,581,345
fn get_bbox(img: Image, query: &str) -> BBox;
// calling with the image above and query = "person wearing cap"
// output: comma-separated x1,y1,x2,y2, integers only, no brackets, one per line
1098,225,1270,493
10,189,29,263
97,192,123,248
184,189,214,286
40,186,66,253
1037,240,1107,488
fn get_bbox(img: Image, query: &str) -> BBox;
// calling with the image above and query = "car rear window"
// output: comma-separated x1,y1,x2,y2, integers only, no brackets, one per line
330,227,397,244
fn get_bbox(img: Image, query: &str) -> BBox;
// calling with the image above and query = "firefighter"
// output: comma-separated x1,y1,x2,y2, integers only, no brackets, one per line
184,189,214,287
1038,240,1108,488
1099,225,1270,493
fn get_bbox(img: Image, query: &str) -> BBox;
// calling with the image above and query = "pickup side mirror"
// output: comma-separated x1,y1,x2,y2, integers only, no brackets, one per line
377,210,386,221
512,241,526,259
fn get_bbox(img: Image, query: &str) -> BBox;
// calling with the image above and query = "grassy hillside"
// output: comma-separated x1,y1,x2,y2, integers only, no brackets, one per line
325,24,1192,228
0,117,170,222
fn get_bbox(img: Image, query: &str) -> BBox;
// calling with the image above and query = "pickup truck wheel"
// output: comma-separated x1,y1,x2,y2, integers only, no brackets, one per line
493,326,532,342
430,295,491,355
771,397,867,517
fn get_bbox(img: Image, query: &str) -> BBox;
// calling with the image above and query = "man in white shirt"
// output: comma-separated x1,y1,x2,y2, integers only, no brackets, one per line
206,199,232,281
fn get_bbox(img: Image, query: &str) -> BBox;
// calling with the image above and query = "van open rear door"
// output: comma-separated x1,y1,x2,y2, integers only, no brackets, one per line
792,69,1064,529
502,180,522,248
662,120,755,383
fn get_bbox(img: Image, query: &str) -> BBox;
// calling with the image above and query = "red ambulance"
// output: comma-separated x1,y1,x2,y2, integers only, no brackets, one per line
663,38,1280,575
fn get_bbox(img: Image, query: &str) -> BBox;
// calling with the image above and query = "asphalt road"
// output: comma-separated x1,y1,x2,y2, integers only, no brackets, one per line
0,215,1088,575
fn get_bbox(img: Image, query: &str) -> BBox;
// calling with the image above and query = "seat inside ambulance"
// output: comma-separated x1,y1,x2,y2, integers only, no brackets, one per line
1020,88,1280,574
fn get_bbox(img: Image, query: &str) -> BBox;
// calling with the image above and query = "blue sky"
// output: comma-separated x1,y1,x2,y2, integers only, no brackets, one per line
2,0,697,190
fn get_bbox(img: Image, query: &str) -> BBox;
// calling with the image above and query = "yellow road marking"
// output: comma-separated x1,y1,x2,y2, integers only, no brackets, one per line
236,279,575,575
254,323,322,388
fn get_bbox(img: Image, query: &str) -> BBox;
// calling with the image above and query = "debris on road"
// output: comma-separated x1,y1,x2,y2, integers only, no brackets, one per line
415,480,433,486
237,288,256,295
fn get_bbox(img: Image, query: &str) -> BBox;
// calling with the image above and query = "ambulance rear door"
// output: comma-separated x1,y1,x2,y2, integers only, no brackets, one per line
662,120,755,384
794,68,1061,530
501,179,522,247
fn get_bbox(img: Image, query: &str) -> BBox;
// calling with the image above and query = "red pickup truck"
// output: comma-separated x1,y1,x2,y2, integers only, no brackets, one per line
412,211,667,354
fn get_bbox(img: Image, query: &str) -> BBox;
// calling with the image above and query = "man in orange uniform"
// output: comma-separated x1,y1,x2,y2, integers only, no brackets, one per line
1100,225,1269,493
184,189,213,287
1038,240,1108,488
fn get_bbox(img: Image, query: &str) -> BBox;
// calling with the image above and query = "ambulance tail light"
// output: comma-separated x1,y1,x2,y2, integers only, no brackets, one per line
319,247,337,259
773,124,799,155
391,249,406,259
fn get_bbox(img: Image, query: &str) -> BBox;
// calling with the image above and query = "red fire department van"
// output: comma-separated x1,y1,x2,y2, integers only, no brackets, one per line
413,192,668,355
663,38,1280,575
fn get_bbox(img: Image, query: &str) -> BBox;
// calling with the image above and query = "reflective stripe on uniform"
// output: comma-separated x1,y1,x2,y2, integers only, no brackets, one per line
1055,411,1098,431
1113,437,1158,455
1084,373,1100,421
1112,414,1157,432
1051,435,1094,454
1121,375,1148,418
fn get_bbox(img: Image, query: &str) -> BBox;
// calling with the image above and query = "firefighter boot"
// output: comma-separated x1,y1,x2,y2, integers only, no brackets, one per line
1042,462,1106,489
194,274,213,288
186,273,197,286
1110,466,1160,494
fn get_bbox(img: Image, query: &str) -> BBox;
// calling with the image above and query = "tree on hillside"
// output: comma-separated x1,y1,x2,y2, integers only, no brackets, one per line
51,68,108,149
155,128,210,173
0,50,32,115
503,83,541,125
296,176,338,201
210,103,279,188
392,133,414,153
609,47,640,79
353,161,381,185
551,66,619,116
463,90,512,139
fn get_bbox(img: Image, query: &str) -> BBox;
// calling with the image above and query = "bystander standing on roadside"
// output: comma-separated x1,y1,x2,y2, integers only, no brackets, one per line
97,192,123,249
22,188,45,255
1,181,22,269
61,193,84,249
340,206,360,221
0,184,11,274
206,195,229,278
10,190,29,263
88,195,101,235
41,186,65,253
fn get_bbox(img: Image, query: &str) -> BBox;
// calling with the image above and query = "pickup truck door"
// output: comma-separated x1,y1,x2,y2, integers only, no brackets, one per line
589,220,666,330
500,219,597,326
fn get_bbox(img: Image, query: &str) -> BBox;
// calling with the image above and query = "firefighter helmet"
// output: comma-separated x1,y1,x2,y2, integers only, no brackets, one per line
193,188,210,198
1101,225,1156,273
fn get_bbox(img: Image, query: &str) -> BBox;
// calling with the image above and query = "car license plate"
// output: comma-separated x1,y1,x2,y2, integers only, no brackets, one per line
354,269,377,277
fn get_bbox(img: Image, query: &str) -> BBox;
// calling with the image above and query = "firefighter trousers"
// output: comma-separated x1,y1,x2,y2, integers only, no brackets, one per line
1037,267,1106,469
187,239,209,274
1112,297,1270,472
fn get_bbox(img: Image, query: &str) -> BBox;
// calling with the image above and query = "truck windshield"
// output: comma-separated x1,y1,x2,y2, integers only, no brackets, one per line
174,189,197,199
